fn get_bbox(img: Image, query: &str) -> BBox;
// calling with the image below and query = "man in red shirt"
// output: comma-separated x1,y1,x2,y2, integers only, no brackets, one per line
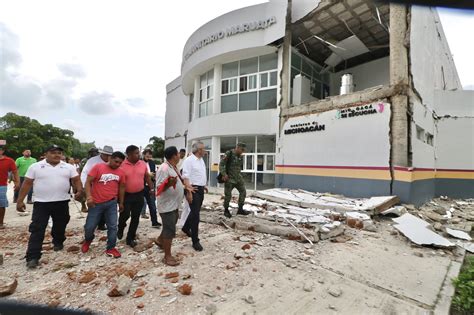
82,151,126,258
118,145,154,248
0,144,20,229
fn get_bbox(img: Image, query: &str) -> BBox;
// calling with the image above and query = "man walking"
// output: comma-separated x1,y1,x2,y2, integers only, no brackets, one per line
0,144,20,229
82,151,126,258
155,146,187,266
81,146,113,228
177,149,186,171
118,145,154,248
14,149,37,204
181,142,207,251
141,149,161,228
219,142,251,218
17,145,82,269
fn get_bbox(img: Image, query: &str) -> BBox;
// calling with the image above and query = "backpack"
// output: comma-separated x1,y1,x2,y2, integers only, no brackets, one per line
216,150,233,184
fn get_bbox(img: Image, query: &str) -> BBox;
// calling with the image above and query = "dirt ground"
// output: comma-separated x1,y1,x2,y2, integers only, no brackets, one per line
0,185,468,314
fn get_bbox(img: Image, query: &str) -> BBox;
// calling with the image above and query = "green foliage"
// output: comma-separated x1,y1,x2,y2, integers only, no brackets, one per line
0,112,94,159
147,136,165,159
452,255,474,313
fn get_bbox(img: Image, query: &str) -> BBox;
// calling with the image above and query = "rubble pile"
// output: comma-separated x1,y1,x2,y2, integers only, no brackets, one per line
201,188,399,243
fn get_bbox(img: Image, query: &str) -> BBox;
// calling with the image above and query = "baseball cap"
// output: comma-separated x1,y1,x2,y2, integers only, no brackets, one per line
45,145,64,152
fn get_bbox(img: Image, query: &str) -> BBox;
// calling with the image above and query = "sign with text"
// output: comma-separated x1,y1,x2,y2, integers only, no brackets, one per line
283,121,325,135
336,103,385,119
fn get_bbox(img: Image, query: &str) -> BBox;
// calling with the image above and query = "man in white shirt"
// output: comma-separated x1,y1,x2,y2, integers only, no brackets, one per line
16,145,82,269
176,149,186,172
80,145,113,229
181,142,208,251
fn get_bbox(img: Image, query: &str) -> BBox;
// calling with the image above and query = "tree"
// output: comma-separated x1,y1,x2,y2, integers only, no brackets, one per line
0,112,94,159
147,136,165,159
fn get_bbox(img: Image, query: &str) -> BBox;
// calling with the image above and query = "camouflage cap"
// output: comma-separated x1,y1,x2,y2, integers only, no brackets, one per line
236,142,246,148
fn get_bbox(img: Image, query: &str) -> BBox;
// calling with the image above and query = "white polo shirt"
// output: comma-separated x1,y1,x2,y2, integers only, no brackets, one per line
26,160,78,202
181,154,207,186
80,155,108,187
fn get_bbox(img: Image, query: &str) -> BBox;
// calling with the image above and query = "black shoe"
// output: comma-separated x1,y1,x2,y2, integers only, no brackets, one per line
126,240,137,248
181,227,192,237
53,244,64,251
117,229,123,240
224,209,232,218
237,208,251,216
26,259,39,269
192,242,203,251
152,223,162,229
97,225,107,231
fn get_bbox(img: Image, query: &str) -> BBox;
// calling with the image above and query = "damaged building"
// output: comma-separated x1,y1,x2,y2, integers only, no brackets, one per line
165,0,474,205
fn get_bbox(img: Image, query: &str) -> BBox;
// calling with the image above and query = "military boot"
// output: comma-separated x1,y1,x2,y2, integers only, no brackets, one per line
223,208,232,218
237,206,251,216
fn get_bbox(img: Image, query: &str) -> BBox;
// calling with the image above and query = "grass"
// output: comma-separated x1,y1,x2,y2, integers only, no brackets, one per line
451,254,474,314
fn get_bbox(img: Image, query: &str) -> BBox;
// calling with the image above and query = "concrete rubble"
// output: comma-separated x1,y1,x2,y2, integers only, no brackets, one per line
0,187,472,314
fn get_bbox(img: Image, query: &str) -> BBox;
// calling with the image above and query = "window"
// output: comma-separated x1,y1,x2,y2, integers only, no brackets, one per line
221,53,278,113
198,70,214,118
416,125,425,141
426,133,434,146
291,49,330,101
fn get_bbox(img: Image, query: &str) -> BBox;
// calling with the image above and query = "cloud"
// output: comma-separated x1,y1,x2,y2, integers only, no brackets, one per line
57,63,86,78
0,22,22,69
77,91,117,115
126,97,147,108
40,78,78,109
62,118,82,131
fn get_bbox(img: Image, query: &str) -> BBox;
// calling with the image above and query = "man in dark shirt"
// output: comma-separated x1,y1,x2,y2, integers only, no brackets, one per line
141,149,161,228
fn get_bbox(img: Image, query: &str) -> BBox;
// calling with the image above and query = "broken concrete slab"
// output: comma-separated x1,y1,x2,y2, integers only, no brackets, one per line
455,241,474,253
381,206,406,216
445,228,472,241
0,276,18,297
392,214,454,248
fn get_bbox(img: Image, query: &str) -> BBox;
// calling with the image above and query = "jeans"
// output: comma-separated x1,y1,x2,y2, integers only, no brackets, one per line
183,186,204,244
118,191,144,242
141,186,159,225
84,199,118,250
26,200,70,260
14,176,33,202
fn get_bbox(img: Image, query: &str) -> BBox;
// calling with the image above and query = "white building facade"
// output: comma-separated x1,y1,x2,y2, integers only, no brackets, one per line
165,0,473,204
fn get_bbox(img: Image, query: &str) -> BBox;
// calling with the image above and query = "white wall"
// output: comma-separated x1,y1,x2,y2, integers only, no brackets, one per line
435,118,474,170
410,6,462,109
278,102,391,167
411,99,436,168
329,57,389,96
165,76,189,146
434,90,474,117
187,108,279,141
181,1,286,93
165,137,186,151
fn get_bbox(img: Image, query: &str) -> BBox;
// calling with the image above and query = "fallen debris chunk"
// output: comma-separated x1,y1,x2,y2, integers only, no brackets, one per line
328,287,342,297
78,271,97,284
107,275,132,297
303,283,313,292
330,235,353,243
392,214,454,248
446,228,472,241
381,206,406,217
0,276,18,297
137,303,144,309
165,272,179,279
244,295,255,304
241,244,251,250
160,289,171,297
177,283,192,295
48,299,60,308
66,245,80,253
455,241,474,253
133,288,145,298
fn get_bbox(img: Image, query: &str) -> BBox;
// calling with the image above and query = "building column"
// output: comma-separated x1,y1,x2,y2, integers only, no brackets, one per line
278,0,292,132
213,64,222,115
209,136,221,187
389,3,410,168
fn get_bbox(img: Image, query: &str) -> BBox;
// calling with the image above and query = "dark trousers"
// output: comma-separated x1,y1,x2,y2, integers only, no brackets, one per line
143,186,159,225
26,200,70,260
118,191,144,242
183,186,204,244
14,177,33,202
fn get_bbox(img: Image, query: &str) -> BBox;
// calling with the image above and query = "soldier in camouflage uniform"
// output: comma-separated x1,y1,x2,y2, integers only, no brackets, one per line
219,143,251,218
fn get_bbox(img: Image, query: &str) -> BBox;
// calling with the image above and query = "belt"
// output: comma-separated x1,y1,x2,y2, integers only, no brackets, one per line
192,185,205,188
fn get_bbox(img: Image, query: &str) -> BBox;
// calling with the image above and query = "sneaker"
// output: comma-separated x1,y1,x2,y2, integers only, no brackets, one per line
53,244,64,251
117,229,123,240
152,222,162,229
26,259,39,269
126,239,137,248
141,213,149,219
224,209,232,218
192,242,203,251
81,240,92,253
105,248,121,258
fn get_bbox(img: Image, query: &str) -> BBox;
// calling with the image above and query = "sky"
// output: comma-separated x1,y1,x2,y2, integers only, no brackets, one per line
0,1,472,152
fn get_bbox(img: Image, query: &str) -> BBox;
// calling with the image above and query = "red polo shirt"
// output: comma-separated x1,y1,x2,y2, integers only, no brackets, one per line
120,159,147,193
0,156,17,186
